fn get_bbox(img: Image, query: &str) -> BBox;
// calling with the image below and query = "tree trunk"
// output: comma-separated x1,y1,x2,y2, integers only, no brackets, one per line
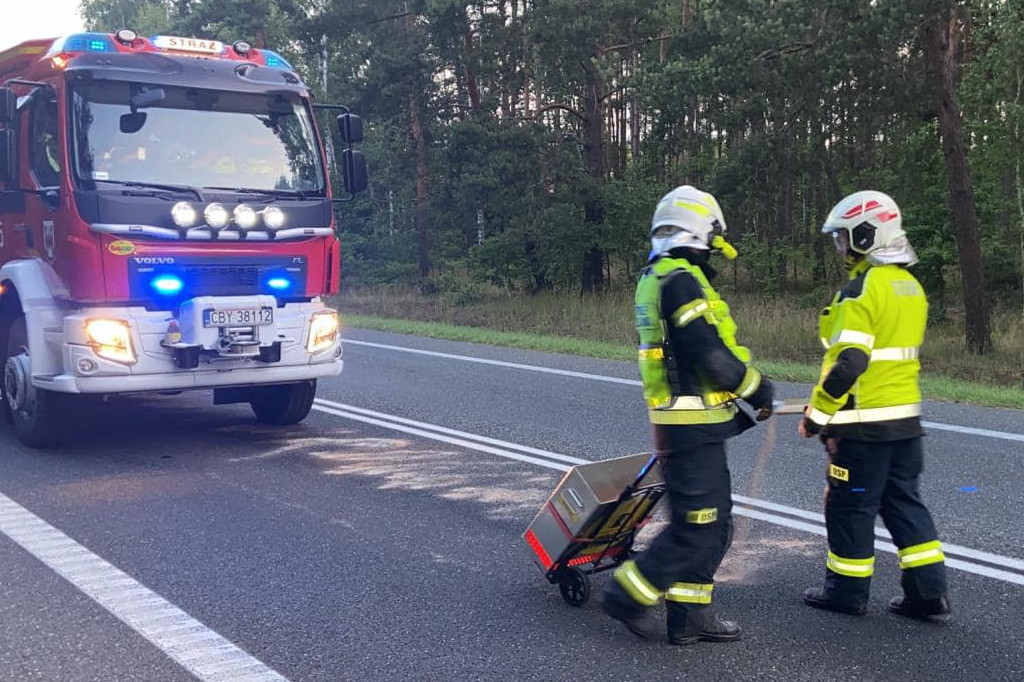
409,92,431,278
581,61,607,292
462,9,482,112
927,7,992,353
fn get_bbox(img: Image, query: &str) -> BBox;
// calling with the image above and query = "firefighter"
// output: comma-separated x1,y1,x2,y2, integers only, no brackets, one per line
799,190,950,621
600,185,775,645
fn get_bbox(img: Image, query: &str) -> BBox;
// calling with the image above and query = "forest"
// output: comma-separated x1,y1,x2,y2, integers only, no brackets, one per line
77,0,1024,355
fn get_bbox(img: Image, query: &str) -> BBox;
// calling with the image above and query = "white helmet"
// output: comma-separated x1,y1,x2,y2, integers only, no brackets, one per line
650,185,736,259
822,190,905,255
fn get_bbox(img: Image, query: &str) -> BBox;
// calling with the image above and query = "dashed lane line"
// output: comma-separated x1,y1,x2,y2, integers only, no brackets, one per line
343,338,1024,444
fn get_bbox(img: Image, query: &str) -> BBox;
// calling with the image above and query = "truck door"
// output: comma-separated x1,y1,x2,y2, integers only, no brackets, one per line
21,92,62,264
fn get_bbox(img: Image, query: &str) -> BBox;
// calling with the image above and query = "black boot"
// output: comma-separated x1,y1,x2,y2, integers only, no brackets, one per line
888,595,951,622
802,586,867,616
600,582,659,640
667,605,741,645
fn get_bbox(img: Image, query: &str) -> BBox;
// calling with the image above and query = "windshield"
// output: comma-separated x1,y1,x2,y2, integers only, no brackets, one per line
71,81,325,194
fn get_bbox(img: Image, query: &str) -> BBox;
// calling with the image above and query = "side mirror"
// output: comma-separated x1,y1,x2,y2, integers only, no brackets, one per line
341,149,368,194
0,88,15,125
120,111,147,134
0,129,16,184
337,113,364,144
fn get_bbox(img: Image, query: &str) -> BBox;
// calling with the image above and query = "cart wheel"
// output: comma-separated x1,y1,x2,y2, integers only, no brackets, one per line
557,568,591,608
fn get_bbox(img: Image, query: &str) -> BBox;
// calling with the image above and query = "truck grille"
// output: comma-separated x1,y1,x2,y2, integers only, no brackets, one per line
180,265,261,295
126,256,309,304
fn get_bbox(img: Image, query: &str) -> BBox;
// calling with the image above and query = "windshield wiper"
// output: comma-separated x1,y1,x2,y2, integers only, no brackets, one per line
94,179,204,201
203,186,314,200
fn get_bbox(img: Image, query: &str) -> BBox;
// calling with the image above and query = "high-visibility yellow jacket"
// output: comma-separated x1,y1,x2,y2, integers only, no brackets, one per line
635,255,767,437
807,260,926,440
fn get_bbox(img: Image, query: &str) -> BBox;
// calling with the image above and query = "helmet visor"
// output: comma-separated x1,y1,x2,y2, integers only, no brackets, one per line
831,229,850,254
652,225,684,239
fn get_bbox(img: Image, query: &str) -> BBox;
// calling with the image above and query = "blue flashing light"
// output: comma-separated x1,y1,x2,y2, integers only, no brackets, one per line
60,33,114,53
261,50,292,70
267,277,292,291
151,275,184,296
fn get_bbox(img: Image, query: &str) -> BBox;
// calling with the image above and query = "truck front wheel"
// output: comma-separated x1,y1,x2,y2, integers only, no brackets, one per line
3,317,66,449
250,381,316,426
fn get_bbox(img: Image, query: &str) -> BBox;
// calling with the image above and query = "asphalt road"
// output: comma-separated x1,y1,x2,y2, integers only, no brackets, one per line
1,328,1023,681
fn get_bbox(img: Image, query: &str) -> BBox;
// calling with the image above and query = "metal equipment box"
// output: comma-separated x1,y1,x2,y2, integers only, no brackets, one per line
523,453,666,606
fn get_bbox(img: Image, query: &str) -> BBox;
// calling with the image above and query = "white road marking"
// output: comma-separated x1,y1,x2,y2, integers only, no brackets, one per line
734,506,1024,586
0,493,289,682
344,337,1024,443
732,493,1024,573
922,421,1024,443
343,338,639,385
313,402,568,472
322,400,590,466
312,399,1024,586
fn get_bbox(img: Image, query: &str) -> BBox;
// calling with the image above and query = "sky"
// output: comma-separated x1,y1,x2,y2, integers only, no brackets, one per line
0,0,86,51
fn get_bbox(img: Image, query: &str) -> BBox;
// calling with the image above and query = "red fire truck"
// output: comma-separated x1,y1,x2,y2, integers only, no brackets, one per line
0,30,368,447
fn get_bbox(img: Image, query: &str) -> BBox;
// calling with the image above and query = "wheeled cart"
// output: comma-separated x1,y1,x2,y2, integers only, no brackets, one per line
523,452,667,607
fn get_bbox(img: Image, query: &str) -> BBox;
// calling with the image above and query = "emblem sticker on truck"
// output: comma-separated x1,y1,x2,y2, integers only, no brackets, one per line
108,240,136,256
43,221,55,261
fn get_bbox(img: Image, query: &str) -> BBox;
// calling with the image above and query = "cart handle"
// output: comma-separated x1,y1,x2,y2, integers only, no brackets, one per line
616,454,659,503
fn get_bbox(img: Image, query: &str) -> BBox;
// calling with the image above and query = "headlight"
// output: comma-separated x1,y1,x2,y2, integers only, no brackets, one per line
262,206,285,230
233,204,259,230
171,202,198,228
307,310,339,354
84,318,137,365
204,203,231,230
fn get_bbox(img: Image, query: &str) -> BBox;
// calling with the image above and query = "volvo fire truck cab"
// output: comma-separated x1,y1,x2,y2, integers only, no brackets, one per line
0,30,368,448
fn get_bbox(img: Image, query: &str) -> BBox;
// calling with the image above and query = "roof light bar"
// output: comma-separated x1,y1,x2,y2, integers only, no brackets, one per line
50,33,115,55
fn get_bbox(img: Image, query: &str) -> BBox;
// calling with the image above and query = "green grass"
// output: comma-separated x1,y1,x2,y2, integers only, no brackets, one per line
337,288,1024,411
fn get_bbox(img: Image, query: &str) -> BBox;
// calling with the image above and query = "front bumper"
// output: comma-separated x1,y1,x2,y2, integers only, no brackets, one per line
36,298,343,395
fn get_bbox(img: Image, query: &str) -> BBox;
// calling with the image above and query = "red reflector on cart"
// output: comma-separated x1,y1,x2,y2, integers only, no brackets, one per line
524,529,553,569
566,546,624,568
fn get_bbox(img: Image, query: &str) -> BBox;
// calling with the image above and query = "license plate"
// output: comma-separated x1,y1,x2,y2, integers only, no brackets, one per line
204,307,274,328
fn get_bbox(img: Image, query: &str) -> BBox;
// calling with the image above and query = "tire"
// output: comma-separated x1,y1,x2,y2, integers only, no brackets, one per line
250,380,316,426
557,567,591,608
3,317,66,449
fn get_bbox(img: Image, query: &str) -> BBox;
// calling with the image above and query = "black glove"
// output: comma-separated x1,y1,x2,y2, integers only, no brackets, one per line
745,378,775,421
801,416,822,436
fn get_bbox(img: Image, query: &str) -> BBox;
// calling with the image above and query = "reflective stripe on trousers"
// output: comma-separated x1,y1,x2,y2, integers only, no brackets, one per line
613,559,663,606
827,551,875,578
898,540,945,570
666,582,713,604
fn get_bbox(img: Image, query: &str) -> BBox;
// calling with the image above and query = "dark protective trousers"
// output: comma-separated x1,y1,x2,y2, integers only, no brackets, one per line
635,434,734,597
823,436,948,605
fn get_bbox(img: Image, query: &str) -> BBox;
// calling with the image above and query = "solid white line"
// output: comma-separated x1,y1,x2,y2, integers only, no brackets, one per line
0,493,289,682
315,399,590,466
345,337,1024,443
734,494,1024,572
922,420,1024,444
343,338,639,385
314,399,1024,572
312,404,1024,585
312,404,569,472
